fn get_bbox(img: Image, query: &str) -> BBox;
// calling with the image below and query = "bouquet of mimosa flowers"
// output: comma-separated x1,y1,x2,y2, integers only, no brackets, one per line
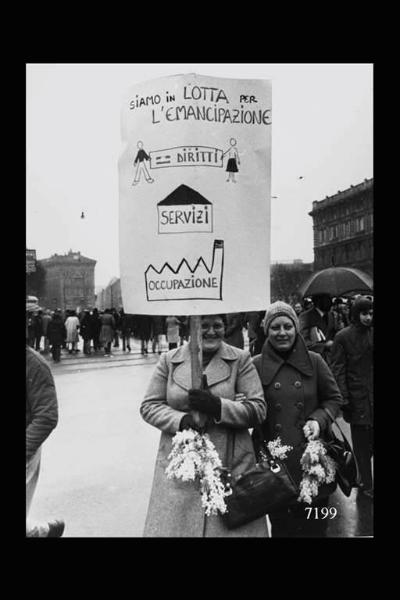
298,438,337,504
165,428,231,516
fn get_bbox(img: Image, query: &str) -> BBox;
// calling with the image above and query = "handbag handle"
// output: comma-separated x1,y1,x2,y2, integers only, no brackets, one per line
225,424,274,473
323,406,349,440
323,407,361,485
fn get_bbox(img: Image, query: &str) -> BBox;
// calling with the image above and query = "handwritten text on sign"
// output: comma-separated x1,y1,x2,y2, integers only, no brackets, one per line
119,73,271,315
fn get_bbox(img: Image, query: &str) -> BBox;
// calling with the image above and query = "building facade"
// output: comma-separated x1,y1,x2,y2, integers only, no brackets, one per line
309,178,373,275
39,250,96,311
95,277,123,311
271,260,314,303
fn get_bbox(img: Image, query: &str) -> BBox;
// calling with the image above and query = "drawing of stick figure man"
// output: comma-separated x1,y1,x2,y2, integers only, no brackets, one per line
132,141,154,185
222,138,240,183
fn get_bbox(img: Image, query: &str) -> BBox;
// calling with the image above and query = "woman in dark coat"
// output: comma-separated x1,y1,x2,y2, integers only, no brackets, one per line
140,314,268,537
91,308,102,352
99,309,116,356
120,309,133,352
134,314,153,354
252,301,343,537
47,311,67,363
330,296,373,498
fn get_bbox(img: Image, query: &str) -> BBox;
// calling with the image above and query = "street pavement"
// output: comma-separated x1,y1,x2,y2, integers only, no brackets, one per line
29,338,373,538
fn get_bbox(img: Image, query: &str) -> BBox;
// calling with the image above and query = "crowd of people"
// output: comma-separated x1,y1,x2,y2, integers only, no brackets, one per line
26,293,373,538
26,310,192,361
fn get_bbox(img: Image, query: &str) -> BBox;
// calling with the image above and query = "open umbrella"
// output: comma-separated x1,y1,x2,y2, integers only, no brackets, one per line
298,267,373,298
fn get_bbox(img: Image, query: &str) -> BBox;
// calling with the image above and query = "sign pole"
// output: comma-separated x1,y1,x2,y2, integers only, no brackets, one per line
189,315,207,428
189,315,202,389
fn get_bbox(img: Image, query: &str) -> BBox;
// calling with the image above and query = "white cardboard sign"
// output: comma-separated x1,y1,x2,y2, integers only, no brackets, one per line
119,73,271,315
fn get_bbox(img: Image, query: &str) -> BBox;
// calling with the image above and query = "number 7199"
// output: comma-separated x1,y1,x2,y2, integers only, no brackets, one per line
305,507,337,519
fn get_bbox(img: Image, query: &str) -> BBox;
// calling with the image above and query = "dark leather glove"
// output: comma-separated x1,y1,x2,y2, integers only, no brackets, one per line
188,388,222,420
179,413,203,432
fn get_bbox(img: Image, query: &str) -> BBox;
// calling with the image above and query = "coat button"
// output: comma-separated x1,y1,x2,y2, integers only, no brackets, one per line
274,382,281,390
294,381,302,388
296,401,304,409
274,424,282,432
275,403,282,411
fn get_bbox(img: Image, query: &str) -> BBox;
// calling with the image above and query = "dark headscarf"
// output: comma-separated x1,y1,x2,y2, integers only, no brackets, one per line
351,296,373,324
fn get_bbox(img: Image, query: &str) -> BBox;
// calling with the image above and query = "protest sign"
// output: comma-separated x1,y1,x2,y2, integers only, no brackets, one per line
119,73,271,315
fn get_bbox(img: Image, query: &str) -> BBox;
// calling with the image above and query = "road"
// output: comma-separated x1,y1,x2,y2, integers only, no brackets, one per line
29,340,373,537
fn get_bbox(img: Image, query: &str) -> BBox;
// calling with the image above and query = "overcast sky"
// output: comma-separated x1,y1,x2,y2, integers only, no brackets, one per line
26,63,373,288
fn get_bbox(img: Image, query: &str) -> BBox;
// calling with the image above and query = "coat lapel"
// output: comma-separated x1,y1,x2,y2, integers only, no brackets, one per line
170,342,238,391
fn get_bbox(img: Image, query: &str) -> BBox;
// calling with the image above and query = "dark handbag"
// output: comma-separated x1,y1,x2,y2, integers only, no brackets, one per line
222,429,299,530
323,407,361,497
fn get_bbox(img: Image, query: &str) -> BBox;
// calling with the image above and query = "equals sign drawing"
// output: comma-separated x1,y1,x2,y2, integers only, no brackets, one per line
156,154,171,165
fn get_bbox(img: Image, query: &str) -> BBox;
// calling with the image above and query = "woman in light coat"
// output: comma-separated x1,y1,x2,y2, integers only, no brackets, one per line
140,314,268,537
64,311,80,354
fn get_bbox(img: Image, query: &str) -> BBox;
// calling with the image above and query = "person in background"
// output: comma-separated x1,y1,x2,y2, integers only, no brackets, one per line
293,302,303,317
341,299,351,327
61,310,68,349
27,312,36,348
47,309,66,363
330,296,374,499
64,310,80,354
151,315,165,354
224,312,245,349
80,309,93,355
252,301,343,537
303,297,313,311
165,315,181,350
33,310,43,352
140,313,268,537
331,297,349,335
91,308,102,353
299,294,336,363
99,309,116,357
41,310,52,354
120,309,132,353
244,311,266,356
26,346,65,537
112,308,121,349
178,316,189,346
134,314,153,355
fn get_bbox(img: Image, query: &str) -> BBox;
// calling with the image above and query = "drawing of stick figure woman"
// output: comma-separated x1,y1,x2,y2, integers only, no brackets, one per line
132,141,154,186
223,138,240,183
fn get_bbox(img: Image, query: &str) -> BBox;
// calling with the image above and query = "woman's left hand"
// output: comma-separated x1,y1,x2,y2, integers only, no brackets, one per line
303,420,320,440
188,388,221,419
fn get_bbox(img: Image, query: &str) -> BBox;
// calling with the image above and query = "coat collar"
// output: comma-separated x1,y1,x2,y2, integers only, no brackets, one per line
259,334,314,386
170,341,239,391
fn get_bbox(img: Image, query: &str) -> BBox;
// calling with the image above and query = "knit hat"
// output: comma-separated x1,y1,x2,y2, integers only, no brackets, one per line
263,301,300,334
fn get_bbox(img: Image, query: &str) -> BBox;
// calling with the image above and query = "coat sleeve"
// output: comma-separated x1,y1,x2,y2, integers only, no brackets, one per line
140,353,185,434
26,358,58,461
308,353,344,432
217,351,266,428
329,336,349,405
